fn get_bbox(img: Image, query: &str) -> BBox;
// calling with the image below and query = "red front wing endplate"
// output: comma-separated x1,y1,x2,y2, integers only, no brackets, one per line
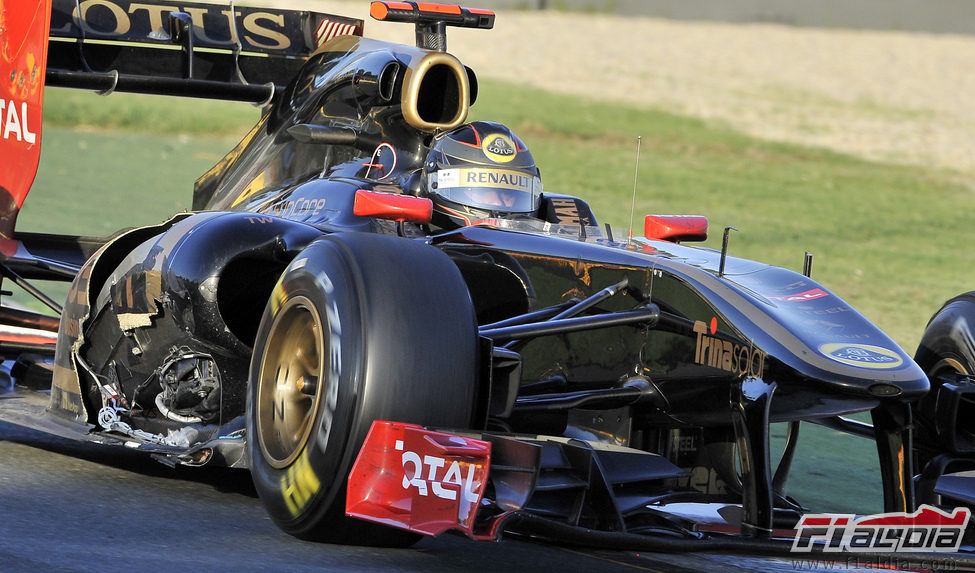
347,421,502,539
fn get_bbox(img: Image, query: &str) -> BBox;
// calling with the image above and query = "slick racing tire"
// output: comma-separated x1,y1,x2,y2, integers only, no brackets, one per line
915,291,975,392
913,292,975,470
246,233,478,545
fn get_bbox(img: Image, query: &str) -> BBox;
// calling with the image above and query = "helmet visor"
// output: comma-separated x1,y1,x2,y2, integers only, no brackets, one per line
429,168,542,213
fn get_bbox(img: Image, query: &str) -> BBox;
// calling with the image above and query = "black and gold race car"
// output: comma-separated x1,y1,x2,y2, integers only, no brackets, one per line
2,0,974,560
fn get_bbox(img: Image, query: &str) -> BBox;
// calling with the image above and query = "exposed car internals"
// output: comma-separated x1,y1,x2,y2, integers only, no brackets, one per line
2,0,975,563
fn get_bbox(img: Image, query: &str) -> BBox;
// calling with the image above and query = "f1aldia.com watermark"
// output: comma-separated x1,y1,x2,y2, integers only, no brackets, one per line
790,554,962,571
790,505,970,553
786,505,970,570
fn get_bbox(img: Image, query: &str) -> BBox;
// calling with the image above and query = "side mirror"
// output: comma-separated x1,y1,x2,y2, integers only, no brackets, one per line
353,189,432,223
644,215,709,243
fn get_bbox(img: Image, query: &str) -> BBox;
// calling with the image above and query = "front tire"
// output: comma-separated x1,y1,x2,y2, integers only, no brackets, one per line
915,292,975,381
246,233,479,545
913,292,975,497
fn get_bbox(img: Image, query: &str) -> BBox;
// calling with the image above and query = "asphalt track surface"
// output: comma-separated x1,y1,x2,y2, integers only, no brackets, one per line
0,419,931,573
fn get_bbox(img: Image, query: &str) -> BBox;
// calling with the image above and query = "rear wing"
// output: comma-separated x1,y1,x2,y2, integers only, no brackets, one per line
0,0,362,234
47,0,364,103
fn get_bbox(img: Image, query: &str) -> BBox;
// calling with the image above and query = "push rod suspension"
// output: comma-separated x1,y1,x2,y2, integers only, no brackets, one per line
479,303,659,342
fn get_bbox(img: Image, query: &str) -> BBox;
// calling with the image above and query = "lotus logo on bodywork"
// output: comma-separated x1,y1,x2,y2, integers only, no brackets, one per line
819,343,903,369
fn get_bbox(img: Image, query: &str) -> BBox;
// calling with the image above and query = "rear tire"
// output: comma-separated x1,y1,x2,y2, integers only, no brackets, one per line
246,233,478,545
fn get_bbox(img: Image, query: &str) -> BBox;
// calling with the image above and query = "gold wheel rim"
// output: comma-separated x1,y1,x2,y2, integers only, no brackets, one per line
932,357,969,377
256,296,325,469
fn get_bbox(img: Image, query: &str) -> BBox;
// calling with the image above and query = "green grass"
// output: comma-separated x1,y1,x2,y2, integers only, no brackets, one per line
27,90,258,236
28,128,240,235
24,80,974,515
41,89,260,136
771,421,882,513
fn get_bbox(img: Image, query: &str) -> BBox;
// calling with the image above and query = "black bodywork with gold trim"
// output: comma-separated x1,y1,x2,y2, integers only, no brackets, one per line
4,0,974,558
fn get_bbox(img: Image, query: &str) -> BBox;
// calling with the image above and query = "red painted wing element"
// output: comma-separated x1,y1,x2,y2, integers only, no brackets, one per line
0,0,51,235
346,421,492,538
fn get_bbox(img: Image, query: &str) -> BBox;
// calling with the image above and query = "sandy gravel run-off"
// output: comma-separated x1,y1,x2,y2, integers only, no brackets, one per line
284,0,975,181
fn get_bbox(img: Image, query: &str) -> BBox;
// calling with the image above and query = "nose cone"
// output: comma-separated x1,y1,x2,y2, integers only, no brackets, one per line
864,360,930,400
812,345,930,401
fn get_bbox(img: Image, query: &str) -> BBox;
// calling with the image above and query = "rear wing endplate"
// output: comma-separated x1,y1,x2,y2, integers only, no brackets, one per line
0,0,53,223
46,0,364,103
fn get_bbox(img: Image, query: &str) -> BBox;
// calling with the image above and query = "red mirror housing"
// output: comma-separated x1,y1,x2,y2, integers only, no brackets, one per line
354,189,433,223
644,215,709,243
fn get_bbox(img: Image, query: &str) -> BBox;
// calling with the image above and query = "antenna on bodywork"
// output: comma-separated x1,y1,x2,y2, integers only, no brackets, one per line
370,2,496,51
628,136,642,240
718,226,738,277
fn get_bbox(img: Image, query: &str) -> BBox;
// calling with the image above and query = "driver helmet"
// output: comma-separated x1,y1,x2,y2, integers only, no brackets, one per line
423,121,542,228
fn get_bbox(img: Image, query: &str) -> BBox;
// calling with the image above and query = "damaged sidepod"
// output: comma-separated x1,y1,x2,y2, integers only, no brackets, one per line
50,212,322,456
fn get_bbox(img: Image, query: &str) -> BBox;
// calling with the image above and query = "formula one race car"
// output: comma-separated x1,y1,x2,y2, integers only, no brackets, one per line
2,0,975,559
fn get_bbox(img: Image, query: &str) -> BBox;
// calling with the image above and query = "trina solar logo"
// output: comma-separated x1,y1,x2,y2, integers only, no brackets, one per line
692,319,766,377
791,506,971,553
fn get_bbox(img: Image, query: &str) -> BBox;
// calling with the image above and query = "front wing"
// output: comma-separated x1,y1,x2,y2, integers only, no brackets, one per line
346,421,975,568
346,420,706,542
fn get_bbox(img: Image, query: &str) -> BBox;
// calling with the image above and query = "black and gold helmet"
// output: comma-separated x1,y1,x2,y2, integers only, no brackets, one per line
423,121,542,228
